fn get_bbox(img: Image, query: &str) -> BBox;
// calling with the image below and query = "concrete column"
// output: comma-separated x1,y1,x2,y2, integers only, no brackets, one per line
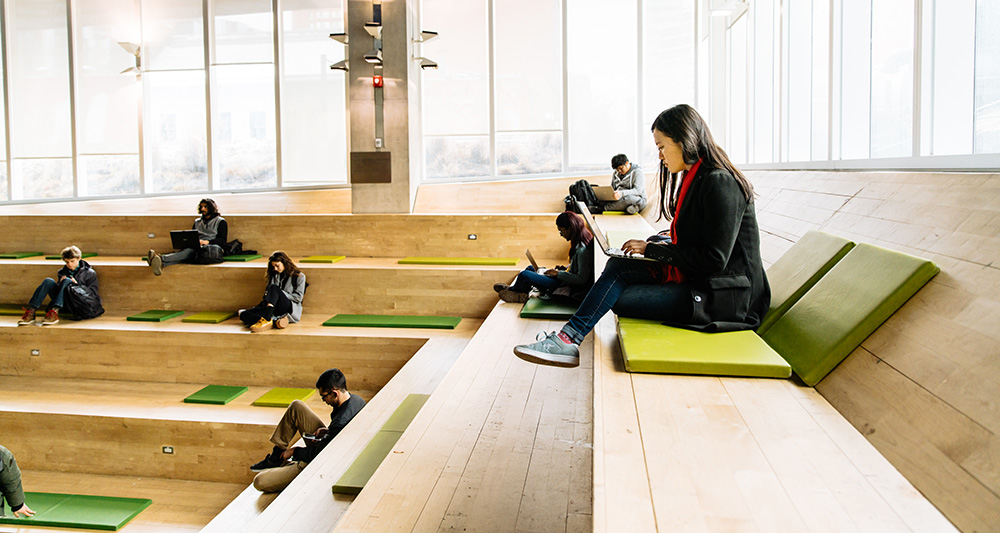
347,0,418,214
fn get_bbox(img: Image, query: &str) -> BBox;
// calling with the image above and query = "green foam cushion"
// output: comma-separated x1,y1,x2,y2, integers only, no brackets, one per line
253,387,315,407
757,231,855,335
184,385,249,405
601,210,628,215
300,255,346,263
398,256,518,266
223,254,262,262
0,303,25,316
520,297,579,319
381,394,430,432
0,252,43,259
332,430,403,495
762,243,939,386
323,314,462,329
182,311,236,323
0,492,152,530
46,252,98,260
618,317,792,378
127,310,184,322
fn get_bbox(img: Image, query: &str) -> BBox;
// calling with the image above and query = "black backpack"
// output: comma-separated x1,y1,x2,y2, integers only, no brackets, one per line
65,284,104,320
565,179,603,214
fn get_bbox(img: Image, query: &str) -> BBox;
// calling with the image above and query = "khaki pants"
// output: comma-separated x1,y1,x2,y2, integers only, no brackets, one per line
253,400,325,493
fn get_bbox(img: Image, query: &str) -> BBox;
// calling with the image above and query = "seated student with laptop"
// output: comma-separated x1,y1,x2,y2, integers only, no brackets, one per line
148,198,228,276
493,212,595,304
591,154,647,214
513,105,770,368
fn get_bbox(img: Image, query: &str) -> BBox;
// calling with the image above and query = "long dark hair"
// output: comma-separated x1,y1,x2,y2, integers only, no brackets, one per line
555,211,593,258
266,251,302,281
199,198,220,217
651,104,754,221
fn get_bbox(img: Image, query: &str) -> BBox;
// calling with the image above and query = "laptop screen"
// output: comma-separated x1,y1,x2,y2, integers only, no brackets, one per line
576,201,612,252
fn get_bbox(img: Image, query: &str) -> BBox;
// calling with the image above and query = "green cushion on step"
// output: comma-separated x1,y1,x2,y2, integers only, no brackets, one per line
0,492,152,531
0,303,25,316
323,314,461,329
332,430,403,495
520,297,579,319
757,231,855,335
617,317,792,378
300,255,346,263
762,243,939,386
126,310,184,322
398,256,518,266
184,385,249,405
601,210,628,215
252,387,315,407
45,252,98,260
223,254,262,262
0,252,43,259
381,394,430,432
332,393,430,495
181,311,236,323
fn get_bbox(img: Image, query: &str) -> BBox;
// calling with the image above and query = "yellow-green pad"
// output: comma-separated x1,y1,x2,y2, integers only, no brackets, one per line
0,303,25,316
126,310,184,322
757,231,855,335
332,394,430,494
253,387,315,407
223,254,262,262
184,385,249,405
0,492,152,530
46,252,98,260
300,255,346,263
618,317,792,378
398,256,518,266
182,311,237,323
762,243,939,386
602,210,628,215
0,251,43,259
520,297,579,319
323,314,461,329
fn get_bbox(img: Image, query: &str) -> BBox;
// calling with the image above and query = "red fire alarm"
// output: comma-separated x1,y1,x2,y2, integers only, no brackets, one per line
372,75,384,87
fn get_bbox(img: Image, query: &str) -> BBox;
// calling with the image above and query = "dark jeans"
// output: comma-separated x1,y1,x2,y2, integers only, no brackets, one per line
240,285,292,325
28,278,72,310
561,257,693,344
509,265,562,294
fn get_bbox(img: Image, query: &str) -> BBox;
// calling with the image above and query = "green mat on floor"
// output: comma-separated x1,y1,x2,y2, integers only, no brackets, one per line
0,251,43,259
398,256,518,266
184,385,249,405
0,303,25,316
45,252,98,260
300,255,346,263
519,297,579,319
126,310,184,322
253,387,315,407
181,311,236,323
323,314,461,329
223,254,262,262
0,492,152,531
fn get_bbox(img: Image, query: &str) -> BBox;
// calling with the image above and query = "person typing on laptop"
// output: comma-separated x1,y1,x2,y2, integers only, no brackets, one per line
513,105,770,368
600,153,647,214
148,198,228,276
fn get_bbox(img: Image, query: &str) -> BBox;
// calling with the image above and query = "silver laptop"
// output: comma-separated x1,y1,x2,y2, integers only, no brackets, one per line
592,185,619,202
575,201,654,261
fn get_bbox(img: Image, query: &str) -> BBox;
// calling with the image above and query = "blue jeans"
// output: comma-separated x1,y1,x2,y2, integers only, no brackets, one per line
28,277,73,310
509,265,562,293
561,257,693,344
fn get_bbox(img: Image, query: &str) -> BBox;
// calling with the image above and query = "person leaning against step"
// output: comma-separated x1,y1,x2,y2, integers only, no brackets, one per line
249,369,365,493
148,198,228,276
602,153,648,214
17,245,103,327
0,445,35,519
238,251,307,333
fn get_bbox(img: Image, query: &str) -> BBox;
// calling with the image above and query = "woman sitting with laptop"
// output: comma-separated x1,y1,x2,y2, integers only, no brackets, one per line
513,104,770,368
493,211,595,304
239,251,306,333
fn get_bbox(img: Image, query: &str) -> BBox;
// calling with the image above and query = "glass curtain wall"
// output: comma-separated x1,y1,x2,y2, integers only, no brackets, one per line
0,0,347,204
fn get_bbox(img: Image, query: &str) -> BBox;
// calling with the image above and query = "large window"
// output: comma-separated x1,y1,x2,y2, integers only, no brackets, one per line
0,0,347,203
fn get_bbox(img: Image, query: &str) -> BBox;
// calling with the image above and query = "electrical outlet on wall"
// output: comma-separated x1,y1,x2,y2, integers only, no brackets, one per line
162,446,174,454
468,234,477,240
30,349,40,356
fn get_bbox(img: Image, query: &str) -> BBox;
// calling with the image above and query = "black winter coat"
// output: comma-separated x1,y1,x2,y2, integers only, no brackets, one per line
59,260,104,319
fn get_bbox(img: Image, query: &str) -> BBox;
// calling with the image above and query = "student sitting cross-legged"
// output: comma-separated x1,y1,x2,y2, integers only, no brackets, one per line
249,369,366,494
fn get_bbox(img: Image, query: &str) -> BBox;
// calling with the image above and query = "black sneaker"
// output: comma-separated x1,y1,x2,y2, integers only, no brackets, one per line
250,449,286,472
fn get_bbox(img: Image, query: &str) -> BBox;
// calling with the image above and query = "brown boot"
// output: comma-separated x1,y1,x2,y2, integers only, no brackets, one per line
498,290,529,303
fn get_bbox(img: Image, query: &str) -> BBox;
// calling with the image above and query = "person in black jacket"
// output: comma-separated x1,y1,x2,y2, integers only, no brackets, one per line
514,104,770,368
1,445,35,519
249,369,366,493
148,198,228,276
17,246,103,327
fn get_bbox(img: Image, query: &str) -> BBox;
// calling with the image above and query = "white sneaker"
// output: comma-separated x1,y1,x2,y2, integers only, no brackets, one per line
513,331,580,368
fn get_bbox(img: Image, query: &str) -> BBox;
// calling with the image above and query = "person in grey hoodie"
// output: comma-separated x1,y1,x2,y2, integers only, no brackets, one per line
603,154,647,214
239,251,306,333
148,198,228,275
1,445,35,518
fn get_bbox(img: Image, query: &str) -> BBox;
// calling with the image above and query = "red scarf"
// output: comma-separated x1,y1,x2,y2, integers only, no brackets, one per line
662,159,702,283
